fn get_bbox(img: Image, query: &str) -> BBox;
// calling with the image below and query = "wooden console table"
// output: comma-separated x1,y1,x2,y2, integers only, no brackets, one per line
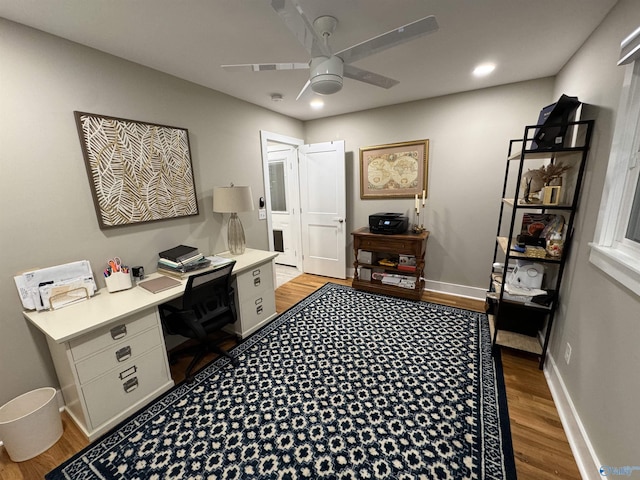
351,227,429,300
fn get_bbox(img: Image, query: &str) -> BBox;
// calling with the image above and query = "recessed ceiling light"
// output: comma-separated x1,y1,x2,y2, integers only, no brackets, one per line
310,99,324,109
473,63,496,77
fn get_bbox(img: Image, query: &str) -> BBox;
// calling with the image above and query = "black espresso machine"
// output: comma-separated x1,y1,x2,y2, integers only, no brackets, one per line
369,212,409,234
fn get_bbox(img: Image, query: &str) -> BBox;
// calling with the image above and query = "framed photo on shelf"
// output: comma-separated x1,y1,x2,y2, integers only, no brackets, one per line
74,111,198,229
360,139,429,199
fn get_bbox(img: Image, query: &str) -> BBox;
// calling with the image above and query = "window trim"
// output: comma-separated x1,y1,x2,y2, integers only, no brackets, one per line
590,29,640,296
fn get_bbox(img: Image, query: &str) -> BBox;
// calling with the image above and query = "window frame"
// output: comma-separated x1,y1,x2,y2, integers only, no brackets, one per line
590,32,640,296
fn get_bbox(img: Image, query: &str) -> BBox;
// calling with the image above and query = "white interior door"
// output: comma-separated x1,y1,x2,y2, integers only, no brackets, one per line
298,141,346,279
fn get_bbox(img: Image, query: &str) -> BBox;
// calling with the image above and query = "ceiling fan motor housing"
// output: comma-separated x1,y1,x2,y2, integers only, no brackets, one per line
310,56,344,95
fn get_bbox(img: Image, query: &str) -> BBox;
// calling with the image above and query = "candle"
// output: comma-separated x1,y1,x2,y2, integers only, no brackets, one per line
422,190,426,206
415,194,419,210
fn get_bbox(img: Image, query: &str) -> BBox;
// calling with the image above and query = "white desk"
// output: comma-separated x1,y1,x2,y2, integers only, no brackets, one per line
23,249,278,441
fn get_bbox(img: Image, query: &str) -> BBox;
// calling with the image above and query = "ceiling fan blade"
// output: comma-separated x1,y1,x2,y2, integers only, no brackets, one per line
343,64,399,89
295,79,311,101
222,63,309,72
270,0,331,58
336,15,438,65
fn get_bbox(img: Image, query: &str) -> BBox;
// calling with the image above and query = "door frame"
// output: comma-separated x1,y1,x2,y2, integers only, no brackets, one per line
260,130,304,270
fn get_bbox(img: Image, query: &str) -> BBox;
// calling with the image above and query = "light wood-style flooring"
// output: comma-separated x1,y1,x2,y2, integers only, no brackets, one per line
0,274,580,480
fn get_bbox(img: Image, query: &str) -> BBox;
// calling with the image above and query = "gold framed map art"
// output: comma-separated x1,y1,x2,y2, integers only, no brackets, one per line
74,111,198,229
360,139,429,199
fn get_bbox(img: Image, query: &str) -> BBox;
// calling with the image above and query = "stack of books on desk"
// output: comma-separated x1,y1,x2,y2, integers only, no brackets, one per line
157,245,211,279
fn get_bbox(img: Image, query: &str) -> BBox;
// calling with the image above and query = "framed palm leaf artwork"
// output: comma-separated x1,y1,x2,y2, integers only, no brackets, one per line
74,112,198,228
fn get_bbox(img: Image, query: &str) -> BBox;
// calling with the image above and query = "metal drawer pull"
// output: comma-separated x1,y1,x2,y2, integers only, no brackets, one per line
256,305,263,315
123,377,138,393
255,297,263,305
252,268,261,277
119,365,137,380
115,346,132,362
110,324,127,340
253,277,261,287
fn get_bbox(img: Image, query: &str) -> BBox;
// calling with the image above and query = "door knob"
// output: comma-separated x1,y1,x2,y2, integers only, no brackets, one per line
335,217,345,223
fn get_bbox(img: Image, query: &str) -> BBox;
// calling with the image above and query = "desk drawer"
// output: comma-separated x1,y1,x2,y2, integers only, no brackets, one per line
235,262,274,301
75,327,163,384
69,310,159,361
358,238,415,254
238,290,276,335
82,346,169,429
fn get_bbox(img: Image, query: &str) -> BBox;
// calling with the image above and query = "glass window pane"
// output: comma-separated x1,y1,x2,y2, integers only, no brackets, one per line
269,162,287,212
626,176,640,243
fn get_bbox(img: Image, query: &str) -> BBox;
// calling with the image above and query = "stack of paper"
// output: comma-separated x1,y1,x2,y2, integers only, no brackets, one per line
14,261,97,311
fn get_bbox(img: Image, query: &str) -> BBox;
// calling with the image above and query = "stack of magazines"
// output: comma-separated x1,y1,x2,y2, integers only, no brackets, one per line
157,245,211,279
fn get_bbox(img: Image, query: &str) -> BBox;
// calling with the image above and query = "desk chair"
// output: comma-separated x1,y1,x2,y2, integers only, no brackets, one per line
158,261,239,381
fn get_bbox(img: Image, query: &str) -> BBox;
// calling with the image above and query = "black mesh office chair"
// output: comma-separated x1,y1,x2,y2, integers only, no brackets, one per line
158,261,239,382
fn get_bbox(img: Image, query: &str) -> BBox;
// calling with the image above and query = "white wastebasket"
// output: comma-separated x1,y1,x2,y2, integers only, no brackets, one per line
0,387,63,462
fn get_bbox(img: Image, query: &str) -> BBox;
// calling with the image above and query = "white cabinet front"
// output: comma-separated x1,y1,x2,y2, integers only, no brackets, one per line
81,346,169,429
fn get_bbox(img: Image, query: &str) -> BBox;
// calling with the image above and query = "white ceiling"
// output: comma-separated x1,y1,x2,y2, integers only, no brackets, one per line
0,0,618,121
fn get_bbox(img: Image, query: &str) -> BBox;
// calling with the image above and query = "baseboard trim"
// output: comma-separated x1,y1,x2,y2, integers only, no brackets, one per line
346,269,487,301
423,279,487,300
544,353,601,480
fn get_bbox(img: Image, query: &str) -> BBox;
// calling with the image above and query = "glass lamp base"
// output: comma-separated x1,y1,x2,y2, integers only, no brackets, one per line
227,212,246,255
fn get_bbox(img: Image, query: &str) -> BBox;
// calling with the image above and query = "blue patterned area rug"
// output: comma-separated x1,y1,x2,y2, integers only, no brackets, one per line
47,283,516,480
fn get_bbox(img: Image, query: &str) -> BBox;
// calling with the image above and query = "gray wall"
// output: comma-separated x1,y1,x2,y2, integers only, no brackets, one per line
548,0,640,468
0,18,303,405
304,80,555,289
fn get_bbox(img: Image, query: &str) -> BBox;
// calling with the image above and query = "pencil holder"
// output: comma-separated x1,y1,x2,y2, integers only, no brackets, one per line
105,271,133,293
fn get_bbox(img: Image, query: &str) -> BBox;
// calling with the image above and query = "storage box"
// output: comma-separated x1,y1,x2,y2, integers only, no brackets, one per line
357,250,374,264
359,267,372,281
398,255,416,266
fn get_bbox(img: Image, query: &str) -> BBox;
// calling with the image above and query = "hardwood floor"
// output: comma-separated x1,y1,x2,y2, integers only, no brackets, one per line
0,274,580,479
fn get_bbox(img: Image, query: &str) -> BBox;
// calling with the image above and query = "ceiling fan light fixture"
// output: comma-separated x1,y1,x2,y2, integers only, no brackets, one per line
310,56,344,95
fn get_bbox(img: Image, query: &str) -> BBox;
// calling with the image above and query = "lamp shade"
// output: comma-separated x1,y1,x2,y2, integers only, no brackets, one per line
213,186,254,213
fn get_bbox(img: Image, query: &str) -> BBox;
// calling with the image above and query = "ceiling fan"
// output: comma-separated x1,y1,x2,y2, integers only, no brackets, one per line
222,0,439,100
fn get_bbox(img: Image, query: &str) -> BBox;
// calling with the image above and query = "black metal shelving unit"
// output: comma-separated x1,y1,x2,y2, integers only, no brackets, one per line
488,120,594,369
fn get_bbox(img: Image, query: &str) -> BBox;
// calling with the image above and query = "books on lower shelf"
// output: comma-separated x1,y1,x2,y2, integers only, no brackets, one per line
372,272,416,289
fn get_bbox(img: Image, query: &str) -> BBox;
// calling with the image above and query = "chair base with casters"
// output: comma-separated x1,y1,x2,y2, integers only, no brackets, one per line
158,261,239,382
167,332,239,381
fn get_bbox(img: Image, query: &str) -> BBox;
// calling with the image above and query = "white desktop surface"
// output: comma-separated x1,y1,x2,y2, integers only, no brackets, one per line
23,248,278,344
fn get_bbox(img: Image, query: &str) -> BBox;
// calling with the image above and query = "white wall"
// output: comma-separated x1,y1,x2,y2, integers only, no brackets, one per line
0,18,303,405
548,0,640,469
305,80,555,291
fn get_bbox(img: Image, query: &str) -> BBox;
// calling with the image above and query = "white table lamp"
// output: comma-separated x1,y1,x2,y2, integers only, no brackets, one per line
213,185,254,255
